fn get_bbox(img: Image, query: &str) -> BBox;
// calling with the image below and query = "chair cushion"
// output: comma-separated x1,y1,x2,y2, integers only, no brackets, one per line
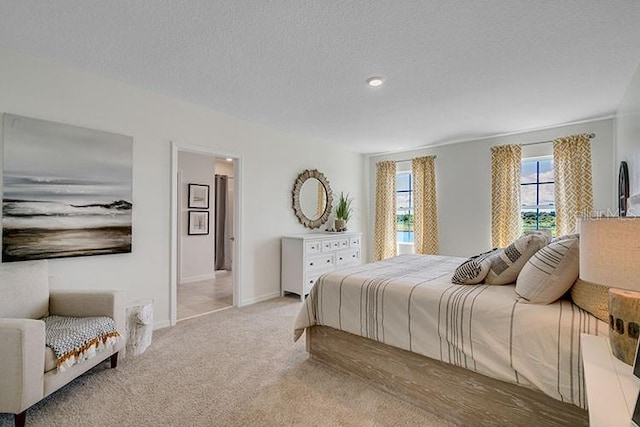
0,260,49,319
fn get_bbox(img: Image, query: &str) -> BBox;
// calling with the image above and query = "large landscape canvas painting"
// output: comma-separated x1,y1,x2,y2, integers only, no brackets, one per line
2,114,133,262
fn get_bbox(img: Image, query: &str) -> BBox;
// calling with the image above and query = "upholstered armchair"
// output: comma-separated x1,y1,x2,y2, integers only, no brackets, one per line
0,260,125,427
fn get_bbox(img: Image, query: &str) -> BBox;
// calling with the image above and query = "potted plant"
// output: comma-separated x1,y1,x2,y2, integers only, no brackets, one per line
334,192,353,232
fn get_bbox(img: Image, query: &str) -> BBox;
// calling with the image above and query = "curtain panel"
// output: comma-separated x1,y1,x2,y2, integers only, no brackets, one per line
553,134,593,235
412,156,438,254
491,144,522,248
374,161,397,261
215,174,232,271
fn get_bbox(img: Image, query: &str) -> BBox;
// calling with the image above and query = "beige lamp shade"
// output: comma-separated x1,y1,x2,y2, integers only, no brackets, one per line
579,217,640,291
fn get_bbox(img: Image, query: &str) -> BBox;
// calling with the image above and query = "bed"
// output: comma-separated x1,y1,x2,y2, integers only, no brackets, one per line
294,254,607,426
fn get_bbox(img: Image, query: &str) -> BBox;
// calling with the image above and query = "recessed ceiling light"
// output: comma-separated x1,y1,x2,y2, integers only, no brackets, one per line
226,158,233,162
366,77,384,87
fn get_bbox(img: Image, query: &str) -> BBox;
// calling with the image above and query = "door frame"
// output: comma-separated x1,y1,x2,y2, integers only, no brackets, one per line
170,141,243,326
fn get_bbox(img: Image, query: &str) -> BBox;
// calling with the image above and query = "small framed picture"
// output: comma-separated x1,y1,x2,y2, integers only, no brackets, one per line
188,184,210,209
188,211,209,235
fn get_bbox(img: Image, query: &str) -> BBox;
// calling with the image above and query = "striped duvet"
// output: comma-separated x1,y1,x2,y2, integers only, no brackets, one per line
294,254,607,409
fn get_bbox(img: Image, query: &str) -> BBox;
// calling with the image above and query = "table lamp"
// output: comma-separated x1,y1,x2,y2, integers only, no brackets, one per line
579,217,640,365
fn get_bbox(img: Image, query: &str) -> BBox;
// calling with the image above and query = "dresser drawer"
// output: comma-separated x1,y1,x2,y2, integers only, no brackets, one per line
336,249,359,266
337,239,349,249
349,236,361,247
305,241,321,254
321,240,333,252
306,254,334,271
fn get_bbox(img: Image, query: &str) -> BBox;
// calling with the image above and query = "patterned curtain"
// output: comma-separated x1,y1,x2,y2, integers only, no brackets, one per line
374,161,397,261
491,144,522,247
554,134,593,235
412,156,438,254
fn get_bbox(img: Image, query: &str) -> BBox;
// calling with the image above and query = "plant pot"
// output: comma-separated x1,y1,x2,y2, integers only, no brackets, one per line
334,219,346,231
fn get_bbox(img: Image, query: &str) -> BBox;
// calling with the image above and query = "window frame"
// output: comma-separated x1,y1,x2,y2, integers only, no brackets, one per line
520,156,556,234
395,170,414,244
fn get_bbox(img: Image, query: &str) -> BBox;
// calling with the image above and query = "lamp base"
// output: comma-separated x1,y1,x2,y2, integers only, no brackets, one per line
608,288,640,365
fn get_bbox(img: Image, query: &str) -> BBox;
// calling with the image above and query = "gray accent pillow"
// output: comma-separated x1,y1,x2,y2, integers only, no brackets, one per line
484,233,550,285
516,237,579,304
451,248,501,285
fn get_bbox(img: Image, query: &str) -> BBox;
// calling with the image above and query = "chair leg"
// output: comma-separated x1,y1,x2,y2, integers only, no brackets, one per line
110,352,119,368
14,411,26,427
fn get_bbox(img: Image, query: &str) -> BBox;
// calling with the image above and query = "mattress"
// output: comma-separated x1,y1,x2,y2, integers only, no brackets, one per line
294,254,608,409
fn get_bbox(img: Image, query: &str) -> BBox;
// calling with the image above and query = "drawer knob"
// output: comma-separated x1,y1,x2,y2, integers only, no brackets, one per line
352,254,356,258
310,262,314,266
339,257,343,261
326,259,330,263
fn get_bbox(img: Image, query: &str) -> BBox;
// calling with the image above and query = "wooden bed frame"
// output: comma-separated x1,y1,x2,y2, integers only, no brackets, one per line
306,325,588,426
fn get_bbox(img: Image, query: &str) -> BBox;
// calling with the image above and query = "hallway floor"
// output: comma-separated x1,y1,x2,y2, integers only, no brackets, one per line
177,270,233,320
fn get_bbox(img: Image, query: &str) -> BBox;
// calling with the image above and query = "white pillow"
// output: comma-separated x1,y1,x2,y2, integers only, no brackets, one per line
484,233,549,285
516,238,579,304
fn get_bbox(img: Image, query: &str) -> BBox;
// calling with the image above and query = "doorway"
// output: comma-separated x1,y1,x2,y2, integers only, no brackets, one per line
170,142,242,325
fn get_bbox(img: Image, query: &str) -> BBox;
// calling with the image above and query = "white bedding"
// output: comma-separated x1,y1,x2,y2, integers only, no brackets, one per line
294,254,608,409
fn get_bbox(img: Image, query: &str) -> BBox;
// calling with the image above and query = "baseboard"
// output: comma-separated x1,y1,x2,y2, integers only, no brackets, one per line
153,320,171,330
239,291,281,307
179,273,216,284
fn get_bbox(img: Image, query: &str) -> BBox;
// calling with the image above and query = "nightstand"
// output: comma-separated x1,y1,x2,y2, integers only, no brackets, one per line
581,334,640,427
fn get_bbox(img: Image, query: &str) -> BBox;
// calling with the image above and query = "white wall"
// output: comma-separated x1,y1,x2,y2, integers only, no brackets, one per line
367,119,616,259
178,151,215,282
616,62,640,215
0,47,365,327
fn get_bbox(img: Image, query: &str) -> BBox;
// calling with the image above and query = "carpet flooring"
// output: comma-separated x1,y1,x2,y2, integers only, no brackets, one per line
0,297,452,427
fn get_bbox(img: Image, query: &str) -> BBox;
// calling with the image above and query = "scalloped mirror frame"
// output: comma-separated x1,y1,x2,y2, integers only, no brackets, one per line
292,169,333,229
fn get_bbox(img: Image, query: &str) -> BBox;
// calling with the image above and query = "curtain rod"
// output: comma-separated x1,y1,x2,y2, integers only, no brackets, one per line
393,155,438,163
388,132,596,162
522,133,596,147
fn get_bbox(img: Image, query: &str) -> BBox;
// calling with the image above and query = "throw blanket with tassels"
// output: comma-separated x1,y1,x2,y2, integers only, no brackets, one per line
43,315,120,372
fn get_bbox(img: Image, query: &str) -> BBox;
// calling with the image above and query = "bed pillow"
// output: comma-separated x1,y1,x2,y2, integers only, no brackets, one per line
484,233,549,285
451,248,501,285
570,278,609,322
551,233,579,243
515,237,579,304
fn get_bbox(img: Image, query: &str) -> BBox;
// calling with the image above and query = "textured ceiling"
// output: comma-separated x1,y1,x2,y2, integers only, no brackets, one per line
1,1,640,154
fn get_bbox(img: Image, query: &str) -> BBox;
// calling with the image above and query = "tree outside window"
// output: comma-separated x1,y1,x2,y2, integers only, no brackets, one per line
396,172,414,243
521,158,556,236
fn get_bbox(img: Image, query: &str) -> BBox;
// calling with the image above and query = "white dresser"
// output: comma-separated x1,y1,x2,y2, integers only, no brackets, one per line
281,232,362,300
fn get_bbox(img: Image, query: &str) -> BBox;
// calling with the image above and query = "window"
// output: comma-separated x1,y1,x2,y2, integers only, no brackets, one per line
521,158,556,235
396,171,414,243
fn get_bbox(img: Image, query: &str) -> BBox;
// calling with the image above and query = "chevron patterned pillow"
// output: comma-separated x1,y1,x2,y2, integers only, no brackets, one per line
451,248,501,285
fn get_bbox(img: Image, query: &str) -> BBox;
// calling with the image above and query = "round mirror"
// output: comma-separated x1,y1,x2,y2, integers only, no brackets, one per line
299,178,326,220
292,169,333,229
